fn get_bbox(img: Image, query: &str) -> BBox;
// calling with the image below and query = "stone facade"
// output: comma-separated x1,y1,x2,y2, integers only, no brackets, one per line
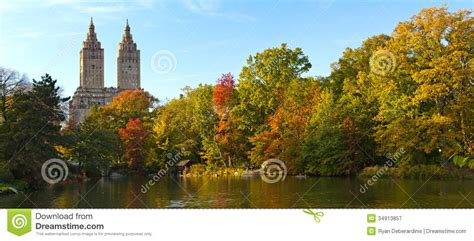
117,20,140,90
68,87,119,123
69,18,141,124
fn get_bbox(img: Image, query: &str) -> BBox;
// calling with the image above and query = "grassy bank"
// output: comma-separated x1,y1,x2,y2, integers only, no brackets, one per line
359,164,474,180
179,163,474,180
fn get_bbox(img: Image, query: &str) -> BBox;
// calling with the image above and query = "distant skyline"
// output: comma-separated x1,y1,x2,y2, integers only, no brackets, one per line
0,0,472,101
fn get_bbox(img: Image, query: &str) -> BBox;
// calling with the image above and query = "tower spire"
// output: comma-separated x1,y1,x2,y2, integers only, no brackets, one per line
86,17,97,42
122,19,133,43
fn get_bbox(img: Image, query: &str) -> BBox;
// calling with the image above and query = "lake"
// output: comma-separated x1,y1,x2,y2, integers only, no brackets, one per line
0,176,472,208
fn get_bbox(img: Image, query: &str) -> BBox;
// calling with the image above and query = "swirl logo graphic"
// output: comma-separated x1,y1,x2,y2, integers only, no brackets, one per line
150,50,177,74
12,214,27,229
7,209,31,236
369,50,397,76
41,158,69,184
259,159,287,183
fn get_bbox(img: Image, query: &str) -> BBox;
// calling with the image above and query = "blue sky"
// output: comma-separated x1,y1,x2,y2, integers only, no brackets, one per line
0,0,472,101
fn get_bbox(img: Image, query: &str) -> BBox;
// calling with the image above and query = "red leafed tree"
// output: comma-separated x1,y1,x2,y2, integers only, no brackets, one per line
211,73,249,166
249,79,320,173
213,73,235,114
118,118,147,173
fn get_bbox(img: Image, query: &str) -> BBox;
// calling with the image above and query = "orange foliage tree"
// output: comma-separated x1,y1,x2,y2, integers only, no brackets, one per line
212,73,249,167
213,73,235,115
118,118,148,172
249,78,320,173
101,90,156,130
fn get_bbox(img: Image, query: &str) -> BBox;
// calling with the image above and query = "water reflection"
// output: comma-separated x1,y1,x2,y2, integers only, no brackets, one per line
0,176,472,208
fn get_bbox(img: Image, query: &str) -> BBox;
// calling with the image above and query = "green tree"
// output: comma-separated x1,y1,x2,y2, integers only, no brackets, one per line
188,84,222,167
0,74,68,187
303,90,359,175
153,89,199,167
336,35,392,167
60,118,121,177
235,43,312,133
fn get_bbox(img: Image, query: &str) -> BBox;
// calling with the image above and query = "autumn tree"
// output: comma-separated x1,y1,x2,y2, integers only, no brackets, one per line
153,88,200,168
335,35,392,168
301,35,393,175
100,90,156,130
76,90,158,172
213,73,236,115
236,43,312,134
250,78,320,173
373,7,473,166
212,73,249,167
119,118,148,173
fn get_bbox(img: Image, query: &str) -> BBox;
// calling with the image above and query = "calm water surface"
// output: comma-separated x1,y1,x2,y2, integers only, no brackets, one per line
0,176,472,208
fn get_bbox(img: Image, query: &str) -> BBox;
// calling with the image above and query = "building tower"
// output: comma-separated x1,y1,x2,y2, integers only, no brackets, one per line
69,18,117,124
80,17,104,88
117,19,140,89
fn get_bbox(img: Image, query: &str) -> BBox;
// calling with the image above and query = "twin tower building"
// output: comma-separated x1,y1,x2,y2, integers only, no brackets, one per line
69,18,141,124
